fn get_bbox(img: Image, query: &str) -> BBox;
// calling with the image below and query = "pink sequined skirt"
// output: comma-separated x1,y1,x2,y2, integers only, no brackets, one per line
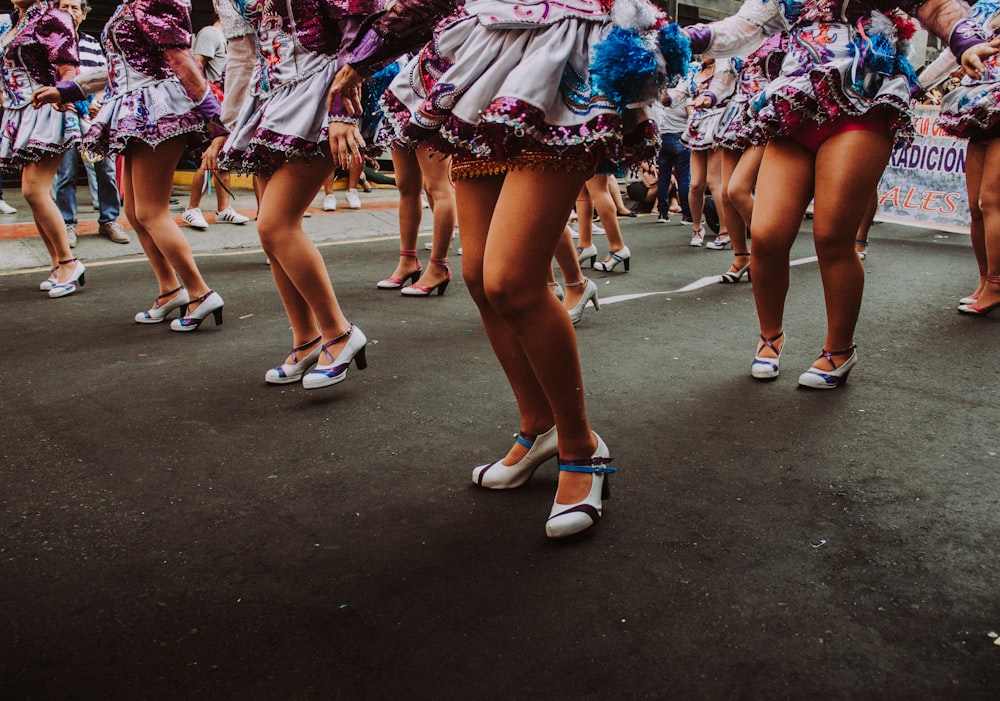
938,81,1000,141
381,9,657,176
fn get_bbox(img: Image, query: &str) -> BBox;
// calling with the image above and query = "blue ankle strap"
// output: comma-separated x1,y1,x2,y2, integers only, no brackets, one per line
514,432,536,449
558,458,616,475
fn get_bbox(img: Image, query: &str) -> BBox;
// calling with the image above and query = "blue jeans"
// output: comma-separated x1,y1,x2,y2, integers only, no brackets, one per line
53,149,120,225
656,133,691,221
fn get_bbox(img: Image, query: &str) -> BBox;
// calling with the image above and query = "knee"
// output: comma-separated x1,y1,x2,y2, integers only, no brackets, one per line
689,181,706,197
481,275,535,318
978,190,1000,219
21,181,51,208
461,260,486,303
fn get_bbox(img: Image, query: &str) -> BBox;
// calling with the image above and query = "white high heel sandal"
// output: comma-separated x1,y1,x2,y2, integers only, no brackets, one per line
545,433,616,539
472,426,559,489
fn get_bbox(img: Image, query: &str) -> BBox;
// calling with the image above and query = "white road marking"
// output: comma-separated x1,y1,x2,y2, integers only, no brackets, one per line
598,256,819,306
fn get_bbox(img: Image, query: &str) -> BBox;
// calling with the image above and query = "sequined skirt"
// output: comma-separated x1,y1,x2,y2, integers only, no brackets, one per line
682,106,726,151
381,10,658,175
0,104,81,173
84,79,208,157
746,22,915,148
937,81,1000,141
219,61,342,176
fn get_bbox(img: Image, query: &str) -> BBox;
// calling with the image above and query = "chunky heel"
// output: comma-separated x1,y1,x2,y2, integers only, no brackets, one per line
576,244,597,268
169,290,224,332
302,323,368,389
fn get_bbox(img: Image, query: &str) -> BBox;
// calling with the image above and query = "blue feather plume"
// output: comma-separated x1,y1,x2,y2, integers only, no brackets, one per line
591,27,658,111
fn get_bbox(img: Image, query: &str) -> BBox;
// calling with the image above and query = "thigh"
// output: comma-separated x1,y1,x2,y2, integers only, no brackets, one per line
416,148,453,193
258,156,335,229
126,138,186,216
977,139,1000,212
730,145,764,193
22,154,62,195
751,139,816,245
811,129,892,246
391,147,422,197
689,150,708,186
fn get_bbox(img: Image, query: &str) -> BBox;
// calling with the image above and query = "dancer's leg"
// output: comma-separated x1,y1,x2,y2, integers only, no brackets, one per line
964,141,988,300
22,155,72,279
973,138,1000,309
383,147,423,281
413,148,455,288
688,149,708,239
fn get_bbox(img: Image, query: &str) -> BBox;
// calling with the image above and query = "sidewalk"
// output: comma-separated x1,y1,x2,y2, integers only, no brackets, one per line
0,183,406,272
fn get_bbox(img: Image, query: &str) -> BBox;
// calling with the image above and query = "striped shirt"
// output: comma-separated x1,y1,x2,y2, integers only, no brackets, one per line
78,31,105,71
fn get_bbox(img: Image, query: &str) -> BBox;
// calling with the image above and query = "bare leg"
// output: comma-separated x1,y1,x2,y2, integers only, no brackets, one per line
973,138,1000,309
854,188,879,258
22,155,72,280
689,149,709,241
458,169,598,504
553,226,587,310
575,186,594,250
256,155,353,360
964,141,988,301
125,139,212,308
706,147,728,238
749,139,817,360
382,147,423,282
586,174,627,256
411,148,455,289
811,129,893,366
720,148,747,263
214,171,233,212
608,176,630,215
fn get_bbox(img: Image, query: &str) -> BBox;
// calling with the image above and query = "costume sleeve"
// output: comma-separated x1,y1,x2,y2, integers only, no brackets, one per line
704,57,738,104
346,0,462,75
685,0,787,58
918,48,959,89
134,0,194,50
41,8,80,67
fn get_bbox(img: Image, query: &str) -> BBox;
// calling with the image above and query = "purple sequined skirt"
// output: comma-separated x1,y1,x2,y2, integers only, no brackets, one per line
0,105,81,173
219,62,342,176
84,79,208,157
381,10,657,174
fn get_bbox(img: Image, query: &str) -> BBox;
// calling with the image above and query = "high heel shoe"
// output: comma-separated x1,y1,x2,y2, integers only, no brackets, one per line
401,257,451,296
134,285,190,323
958,275,1000,316
545,433,615,539
265,335,322,384
593,246,631,272
689,228,704,247
720,253,750,283
377,249,422,289
549,282,565,301
751,331,783,380
856,240,869,261
472,426,559,489
576,244,597,267
302,323,368,389
705,235,731,250
566,278,600,325
798,345,858,389
169,290,224,331
960,271,986,305
48,258,86,298
39,266,58,291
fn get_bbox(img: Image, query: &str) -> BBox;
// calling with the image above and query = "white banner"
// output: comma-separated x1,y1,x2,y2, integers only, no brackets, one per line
875,105,970,235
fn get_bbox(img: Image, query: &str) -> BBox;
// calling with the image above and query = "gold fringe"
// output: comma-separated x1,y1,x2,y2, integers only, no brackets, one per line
451,151,598,181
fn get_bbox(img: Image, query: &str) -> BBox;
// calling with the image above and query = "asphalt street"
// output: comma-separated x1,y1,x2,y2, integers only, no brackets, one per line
1,187,998,699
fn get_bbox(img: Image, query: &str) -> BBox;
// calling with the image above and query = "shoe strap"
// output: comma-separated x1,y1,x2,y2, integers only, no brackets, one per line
854,240,869,248
187,289,215,306
514,431,536,449
818,344,857,363
430,257,450,267
986,275,1000,285
564,279,587,288
319,323,355,363
734,252,750,257
758,331,784,354
156,285,185,301
558,456,616,475
400,249,418,258
608,250,627,263
290,335,322,361
58,257,78,265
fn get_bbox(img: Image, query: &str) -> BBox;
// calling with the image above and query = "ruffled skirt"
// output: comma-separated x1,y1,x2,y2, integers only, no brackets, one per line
937,82,1000,141
84,79,208,157
746,22,915,148
683,106,726,151
713,98,757,151
219,62,340,176
0,105,81,173
381,10,657,178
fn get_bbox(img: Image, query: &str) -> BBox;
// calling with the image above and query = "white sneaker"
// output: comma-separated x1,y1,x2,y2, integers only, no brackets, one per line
0,198,16,214
65,224,78,248
322,194,337,211
345,188,362,209
216,207,249,225
182,207,209,230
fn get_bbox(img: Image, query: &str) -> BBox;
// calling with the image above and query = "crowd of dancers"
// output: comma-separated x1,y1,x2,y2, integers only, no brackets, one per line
1,0,997,538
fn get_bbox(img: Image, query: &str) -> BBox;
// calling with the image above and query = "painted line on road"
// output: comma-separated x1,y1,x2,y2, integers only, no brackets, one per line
598,256,819,306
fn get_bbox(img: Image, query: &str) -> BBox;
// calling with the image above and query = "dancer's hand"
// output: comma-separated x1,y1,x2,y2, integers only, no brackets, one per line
329,65,364,116
328,121,365,170
691,94,714,109
30,87,61,108
202,136,226,174
961,38,1000,79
